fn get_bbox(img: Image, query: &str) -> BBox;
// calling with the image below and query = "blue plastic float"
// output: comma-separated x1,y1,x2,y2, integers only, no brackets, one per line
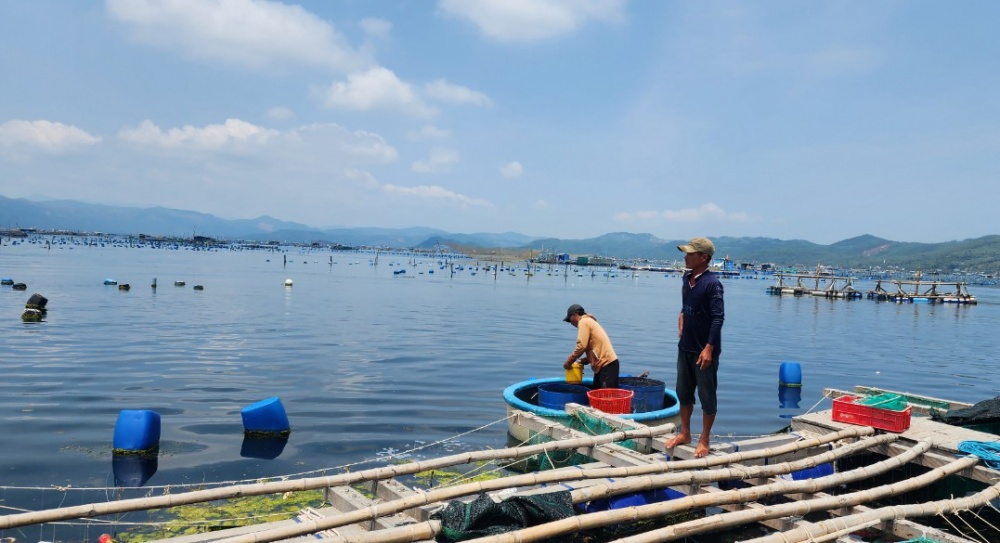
241,396,291,436
113,409,161,454
779,361,802,387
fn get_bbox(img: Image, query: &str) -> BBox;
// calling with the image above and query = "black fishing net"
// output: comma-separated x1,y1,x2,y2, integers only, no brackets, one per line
516,410,642,471
932,396,1000,426
431,490,574,542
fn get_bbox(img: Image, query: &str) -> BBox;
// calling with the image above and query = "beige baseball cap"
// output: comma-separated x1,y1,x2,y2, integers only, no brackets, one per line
677,237,715,257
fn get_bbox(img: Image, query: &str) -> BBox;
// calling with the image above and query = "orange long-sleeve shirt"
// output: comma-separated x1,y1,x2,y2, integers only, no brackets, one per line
569,314,618,372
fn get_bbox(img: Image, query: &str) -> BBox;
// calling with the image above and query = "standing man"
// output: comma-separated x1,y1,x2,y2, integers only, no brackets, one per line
562,304,620,389
666,237,725,458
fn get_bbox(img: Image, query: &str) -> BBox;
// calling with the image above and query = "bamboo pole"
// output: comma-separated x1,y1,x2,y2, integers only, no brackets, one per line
247,432,893,543
615,454,980,543
0,422,676,529
463,439,929,543
743,478,1000,543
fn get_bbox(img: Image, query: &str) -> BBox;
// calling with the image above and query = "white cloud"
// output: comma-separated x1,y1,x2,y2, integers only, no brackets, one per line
383,183,492,207
500,161,523,178
411,148,460,173
614,203,759,224
0,120,101,153
438,0,626,43
360,17,392,40
118,119,278,150
265,107,295,121
424,79,493,107
320,67,437,117
117,119,397,162
105,0,368,72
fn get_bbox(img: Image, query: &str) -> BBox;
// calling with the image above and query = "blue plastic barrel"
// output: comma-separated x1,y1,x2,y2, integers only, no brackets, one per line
241,396,291,434
619,377,665,413
113,410,161,453
789,462,834,480
537,383,590,410
779,361,802,387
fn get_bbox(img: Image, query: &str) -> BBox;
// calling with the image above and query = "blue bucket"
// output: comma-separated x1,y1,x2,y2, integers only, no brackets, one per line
537,383,590,410
619,377,665,413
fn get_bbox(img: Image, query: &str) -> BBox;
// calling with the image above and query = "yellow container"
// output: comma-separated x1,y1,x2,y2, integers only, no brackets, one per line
565,363,583,383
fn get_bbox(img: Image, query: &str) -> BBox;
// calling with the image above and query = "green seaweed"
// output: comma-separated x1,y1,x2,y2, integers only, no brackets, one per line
412,460,506,488
112,446,160,456
114,489,325,543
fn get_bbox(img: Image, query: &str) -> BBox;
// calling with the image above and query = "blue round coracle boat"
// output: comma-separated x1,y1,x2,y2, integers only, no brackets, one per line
503,377,681,442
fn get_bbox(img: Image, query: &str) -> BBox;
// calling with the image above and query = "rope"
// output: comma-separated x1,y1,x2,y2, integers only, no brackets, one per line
801,389,834,417
957,441,1000,470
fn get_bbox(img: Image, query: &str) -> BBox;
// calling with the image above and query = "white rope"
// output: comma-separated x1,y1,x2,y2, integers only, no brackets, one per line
802,390,833,417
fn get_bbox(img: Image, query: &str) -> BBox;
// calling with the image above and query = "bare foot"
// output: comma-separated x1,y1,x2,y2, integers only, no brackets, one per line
694,441,711,458
664,434,691,449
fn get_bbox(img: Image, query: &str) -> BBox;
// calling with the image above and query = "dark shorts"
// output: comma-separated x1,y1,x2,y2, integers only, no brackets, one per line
676,350,719,415
594,359,620,390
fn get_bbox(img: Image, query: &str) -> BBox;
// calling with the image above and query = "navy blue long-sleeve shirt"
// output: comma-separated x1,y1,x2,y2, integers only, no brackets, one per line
679,270,725,354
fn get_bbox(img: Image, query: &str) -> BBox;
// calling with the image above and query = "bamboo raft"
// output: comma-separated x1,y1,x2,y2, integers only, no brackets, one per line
766,269,863,299
865,278,978,304
2,386,999,543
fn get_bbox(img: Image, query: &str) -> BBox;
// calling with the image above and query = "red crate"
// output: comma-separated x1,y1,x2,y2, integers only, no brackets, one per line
832,395,911,433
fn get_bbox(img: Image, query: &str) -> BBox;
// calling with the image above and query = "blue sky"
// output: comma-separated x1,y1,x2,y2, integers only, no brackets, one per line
1,1,997,244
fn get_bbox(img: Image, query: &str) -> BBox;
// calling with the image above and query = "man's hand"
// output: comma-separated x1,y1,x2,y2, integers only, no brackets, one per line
697,345,713,369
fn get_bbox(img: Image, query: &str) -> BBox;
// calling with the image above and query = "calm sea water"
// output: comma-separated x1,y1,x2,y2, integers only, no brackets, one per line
1,239,997,539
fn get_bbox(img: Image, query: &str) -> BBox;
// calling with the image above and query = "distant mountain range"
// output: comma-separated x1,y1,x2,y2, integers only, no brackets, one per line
2,195,998,273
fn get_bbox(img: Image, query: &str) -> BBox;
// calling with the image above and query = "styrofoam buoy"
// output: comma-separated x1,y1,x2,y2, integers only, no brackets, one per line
779,361,802,387
283,278,293,287
113,410,161,454
241,396,291,437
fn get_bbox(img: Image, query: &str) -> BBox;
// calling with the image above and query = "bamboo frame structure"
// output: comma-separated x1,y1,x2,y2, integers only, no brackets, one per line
0,422,677,529
200,430,887,543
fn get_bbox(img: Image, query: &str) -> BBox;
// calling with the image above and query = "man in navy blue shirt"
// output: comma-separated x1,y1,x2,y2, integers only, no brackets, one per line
665,237,725,458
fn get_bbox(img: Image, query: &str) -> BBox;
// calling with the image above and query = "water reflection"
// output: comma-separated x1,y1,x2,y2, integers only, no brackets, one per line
240,435,289,459
778,385,802,409
112,454,159,487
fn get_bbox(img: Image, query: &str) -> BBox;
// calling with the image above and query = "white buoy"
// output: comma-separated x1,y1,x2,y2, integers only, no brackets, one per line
284,278,293,287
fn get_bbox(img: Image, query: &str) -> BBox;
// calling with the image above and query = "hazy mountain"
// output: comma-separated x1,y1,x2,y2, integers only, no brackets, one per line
2,196,999,272
0,195,312,238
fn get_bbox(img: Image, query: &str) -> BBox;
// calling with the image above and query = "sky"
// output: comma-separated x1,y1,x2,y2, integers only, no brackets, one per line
1,1,998,244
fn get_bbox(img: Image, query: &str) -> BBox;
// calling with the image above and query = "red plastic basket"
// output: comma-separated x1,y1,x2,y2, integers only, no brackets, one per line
832,395,911,433
587,388,634,414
